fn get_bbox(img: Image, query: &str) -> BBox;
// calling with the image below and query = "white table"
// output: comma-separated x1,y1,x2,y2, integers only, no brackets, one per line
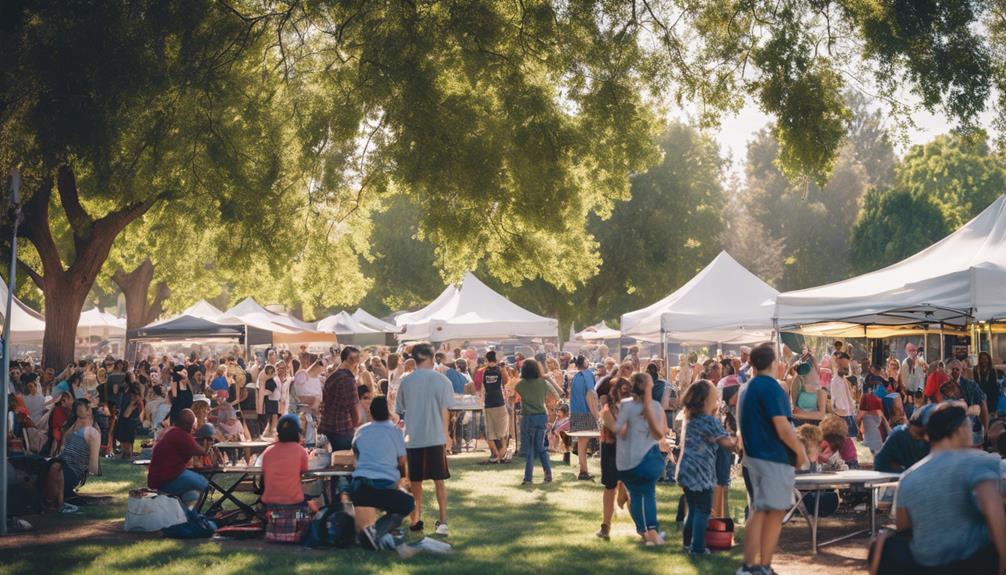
790,470,901,554
566,430,600,439
215,440,272,449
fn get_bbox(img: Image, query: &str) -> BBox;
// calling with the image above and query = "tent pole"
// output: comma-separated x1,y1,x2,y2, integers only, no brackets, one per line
989,322,995,358
772,319,781,357
1,169,22,536
933,325,941,361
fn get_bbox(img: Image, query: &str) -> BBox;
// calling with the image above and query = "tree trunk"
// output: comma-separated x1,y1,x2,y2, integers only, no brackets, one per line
40,274,91,371
113,258,170,360
19,165,166,370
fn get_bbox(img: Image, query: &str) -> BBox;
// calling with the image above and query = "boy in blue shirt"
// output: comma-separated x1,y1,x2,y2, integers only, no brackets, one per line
738,343,806,575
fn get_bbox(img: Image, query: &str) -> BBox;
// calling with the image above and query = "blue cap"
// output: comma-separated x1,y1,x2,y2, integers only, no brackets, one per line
277,413,301,435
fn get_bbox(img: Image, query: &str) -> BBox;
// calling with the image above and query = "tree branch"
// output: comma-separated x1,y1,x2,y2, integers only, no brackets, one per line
57,164,92,234
16,258,43,288
20,176,64,278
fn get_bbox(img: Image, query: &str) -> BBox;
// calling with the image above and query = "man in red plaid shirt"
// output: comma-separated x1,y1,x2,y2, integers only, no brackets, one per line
320,346,361,450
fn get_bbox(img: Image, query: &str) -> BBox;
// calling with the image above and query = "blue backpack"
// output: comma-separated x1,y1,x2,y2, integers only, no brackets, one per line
163,507,217,539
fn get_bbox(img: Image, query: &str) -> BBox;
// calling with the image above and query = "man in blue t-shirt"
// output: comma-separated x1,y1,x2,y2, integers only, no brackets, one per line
738,343,806,575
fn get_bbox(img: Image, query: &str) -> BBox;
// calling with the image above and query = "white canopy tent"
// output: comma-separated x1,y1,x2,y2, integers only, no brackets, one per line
0,280,45,344
396,272,558,342
573,321,621,342
620,251,779,345
222,297,337,344
352,308,399,333
77,308,127,338
775,193,1006,329
316,311,380,336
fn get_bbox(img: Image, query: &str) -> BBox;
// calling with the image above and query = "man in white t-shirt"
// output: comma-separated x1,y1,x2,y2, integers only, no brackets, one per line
829,352,858,438
901,343,926,394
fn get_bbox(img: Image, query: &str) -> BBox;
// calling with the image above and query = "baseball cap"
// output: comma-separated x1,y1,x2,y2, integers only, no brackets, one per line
278,413,301,435
910,403,937,427
194,423,216,440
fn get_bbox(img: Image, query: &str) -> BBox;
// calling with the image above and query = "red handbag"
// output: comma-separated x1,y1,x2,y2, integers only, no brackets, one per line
705,517,734,551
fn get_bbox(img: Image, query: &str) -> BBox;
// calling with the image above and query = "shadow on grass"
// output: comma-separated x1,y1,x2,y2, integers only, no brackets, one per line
4,454,748,575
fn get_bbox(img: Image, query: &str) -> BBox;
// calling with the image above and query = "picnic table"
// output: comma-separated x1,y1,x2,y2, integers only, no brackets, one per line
194,464,356,521
789,469,901,554
214,440,272,450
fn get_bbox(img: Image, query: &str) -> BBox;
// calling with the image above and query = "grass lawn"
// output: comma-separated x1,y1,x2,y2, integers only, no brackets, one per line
1,452,752,575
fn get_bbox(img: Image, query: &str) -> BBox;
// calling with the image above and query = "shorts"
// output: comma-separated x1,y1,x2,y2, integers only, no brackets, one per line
743,456,795,511
715,444,733,487
61,464,81,500
264,399,279,415
569,412,597,433
484,406,509,441
407,445,451,481
600,442,618,489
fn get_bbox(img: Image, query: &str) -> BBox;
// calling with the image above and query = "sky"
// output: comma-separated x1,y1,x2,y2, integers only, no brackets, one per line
689,95,999,182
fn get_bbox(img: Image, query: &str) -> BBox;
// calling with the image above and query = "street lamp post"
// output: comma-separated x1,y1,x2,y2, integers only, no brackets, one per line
1,168,22,535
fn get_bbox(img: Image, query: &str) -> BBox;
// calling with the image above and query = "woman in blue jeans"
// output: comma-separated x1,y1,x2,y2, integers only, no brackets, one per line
516,360,559,484
614,372,668,545
675,380,738,554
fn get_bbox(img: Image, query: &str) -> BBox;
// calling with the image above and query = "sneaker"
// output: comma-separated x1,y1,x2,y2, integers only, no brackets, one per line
688,548,711,556
543,475,552,483
577,472,593,481
358,526,379,550
409,520,425,532
435,521,449,536
521,479,533,486
59,502,79,514
595,523,610,540
735,566,761,575
756,567,780,575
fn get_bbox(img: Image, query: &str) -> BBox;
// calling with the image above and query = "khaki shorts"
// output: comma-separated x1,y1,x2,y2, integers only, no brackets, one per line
484,406,510,440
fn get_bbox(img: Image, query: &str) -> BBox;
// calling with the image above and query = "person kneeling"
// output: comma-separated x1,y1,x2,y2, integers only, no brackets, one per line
351,396,415,550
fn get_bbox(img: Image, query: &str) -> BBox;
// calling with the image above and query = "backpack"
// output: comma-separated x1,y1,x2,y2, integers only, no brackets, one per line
301,505,356,548
162,507,217,539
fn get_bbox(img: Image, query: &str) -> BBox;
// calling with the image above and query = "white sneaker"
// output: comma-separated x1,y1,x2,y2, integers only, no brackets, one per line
60,502,79,514
435,521,449,536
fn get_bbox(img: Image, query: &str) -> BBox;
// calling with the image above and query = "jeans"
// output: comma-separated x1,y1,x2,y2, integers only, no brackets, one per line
618,445,664,533
160,469,209,504
350,477,416,539
521,413,552,481
843,415,858,438
683,487,713,553
325,433,354,452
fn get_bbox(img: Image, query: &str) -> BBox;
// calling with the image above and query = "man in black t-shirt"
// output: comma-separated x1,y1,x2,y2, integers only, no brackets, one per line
481,351,510,463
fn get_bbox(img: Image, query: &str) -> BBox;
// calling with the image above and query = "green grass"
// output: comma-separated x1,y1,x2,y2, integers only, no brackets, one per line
3,453,749,575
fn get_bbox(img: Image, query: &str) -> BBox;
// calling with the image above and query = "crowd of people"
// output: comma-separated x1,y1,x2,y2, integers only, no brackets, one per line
5,337,1006,573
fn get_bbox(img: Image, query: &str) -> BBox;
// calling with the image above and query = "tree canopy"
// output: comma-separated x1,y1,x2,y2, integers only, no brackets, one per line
850,131,1006,274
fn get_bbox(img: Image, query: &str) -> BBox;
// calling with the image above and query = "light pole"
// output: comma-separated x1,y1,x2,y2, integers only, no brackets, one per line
1,168,22,535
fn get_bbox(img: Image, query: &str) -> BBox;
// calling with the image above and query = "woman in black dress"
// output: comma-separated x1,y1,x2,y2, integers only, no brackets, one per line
115,386,142,459
168,369,193,424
